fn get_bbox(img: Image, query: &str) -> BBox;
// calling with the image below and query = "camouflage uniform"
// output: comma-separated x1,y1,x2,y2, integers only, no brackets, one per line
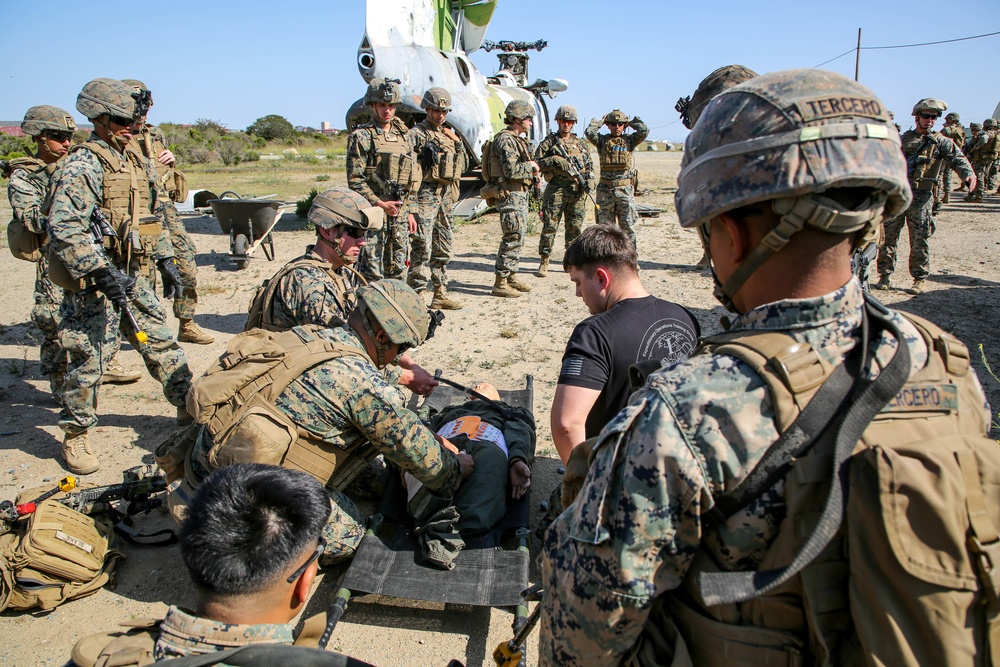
408,119,467,292
877,130,974,283
185,325,462,562
47,136,192,434
585,115,649,245
533,131,593,259
939,121,965,202
346,117,417,281
267,246,363,330
539,281,930,666
492,129,535,278
967,127,999,198
129,125,200,321
153,606,294,659
7,157,68,400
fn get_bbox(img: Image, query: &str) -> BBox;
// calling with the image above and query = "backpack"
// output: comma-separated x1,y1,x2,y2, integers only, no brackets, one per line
0,496,124,613
665,301,1000,666
180,326,370,489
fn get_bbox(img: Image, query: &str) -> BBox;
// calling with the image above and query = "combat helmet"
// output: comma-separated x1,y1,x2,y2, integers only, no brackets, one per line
354,279,430,366
308,187,384,232
984,118,998,130
365,78,402,105
971,122,983,131
676,68,910,312
554,105,578,122
677,64,759,130
420,88,452,112
945,112,961,122
604,110,629,125
911,98,947,117
121,79,154,119
21,105,76,138
504,100,535,123
76,78,136,121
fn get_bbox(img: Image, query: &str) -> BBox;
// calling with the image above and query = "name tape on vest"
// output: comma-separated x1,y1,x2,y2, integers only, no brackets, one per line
882,383,958,413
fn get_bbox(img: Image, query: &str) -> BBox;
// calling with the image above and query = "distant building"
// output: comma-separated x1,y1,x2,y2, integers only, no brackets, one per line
0,125,25,137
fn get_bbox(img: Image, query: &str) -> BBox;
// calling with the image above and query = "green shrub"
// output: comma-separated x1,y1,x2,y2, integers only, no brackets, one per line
0,134,34,160
316,174,331,181
243,150,260,162
296,188,319,218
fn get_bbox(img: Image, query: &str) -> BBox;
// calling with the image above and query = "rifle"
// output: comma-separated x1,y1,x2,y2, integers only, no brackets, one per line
0,465,167,535
85,210,149,345
551,140,599,210
905,134,935,178
852,241,878,293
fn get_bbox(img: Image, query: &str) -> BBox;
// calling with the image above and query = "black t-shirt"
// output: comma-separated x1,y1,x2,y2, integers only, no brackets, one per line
558,295,700,438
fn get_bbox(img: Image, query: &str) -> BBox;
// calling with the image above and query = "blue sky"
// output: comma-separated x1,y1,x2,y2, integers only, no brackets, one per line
2,0,997,142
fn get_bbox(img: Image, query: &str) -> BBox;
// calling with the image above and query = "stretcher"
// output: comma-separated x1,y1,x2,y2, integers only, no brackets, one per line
320,374,536,654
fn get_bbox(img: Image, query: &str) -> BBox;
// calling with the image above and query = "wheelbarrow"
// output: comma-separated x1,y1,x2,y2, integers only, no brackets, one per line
208,192,292,269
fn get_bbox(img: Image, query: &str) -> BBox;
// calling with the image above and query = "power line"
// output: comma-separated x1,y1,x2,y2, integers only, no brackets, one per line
813,48,856,69
862,30,1000,50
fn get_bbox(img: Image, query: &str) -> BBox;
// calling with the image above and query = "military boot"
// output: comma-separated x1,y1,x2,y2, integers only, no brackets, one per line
507,275,532,293
535,257,549,277
178,319,214,345
965,193,983,203
430,287,463,310
491,275,521,298
871,276,891,291
62,431,99,475
905,279,926,295
100,357,141,385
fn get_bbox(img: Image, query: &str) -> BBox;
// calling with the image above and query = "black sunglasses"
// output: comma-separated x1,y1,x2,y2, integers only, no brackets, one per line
608,122,626,127
343,227,366,239
918,113,939,121
287,536,325,583
109,116,134,127
47,131,74,143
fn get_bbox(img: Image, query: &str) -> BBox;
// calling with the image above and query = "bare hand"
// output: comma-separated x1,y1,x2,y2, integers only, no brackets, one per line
967,173,978,192
377,199,402,218
157,149,176,167
509,460,531,499
528,160,540,174
407,212,417,235
397,356,438,396
457,452,475,480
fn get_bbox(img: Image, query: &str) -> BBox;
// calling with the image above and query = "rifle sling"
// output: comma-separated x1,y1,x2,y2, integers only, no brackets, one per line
114,521,178,547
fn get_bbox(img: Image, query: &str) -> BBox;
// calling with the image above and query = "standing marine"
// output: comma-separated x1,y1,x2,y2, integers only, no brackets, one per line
967,117,1000,198
346,77,420,282
532,104,594,278
407,87,468,310
122,78,214,345
874,98,975,294
46,78,192,475
585,109,648,246
5,106,76,404
482,99,539,298
938,111,966,204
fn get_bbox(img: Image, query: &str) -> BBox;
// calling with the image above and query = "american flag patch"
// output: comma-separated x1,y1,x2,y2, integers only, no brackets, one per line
561,356,584,377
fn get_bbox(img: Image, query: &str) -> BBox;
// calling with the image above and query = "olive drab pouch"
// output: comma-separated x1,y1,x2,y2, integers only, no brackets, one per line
171,170,189,204
1,500,123,612
6,218,43,262
479,138,497,183
71,619,160,667
46,244,88,292
673,303,1000,667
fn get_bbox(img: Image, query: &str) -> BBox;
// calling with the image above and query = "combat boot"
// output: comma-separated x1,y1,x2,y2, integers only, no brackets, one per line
491,275,521,298
507,275,532,293
62,431,99,475
905,279,926,295
965,193,983,203
535,258,549,277
101,354,141,384
871,276,891,291
178,318,214,345
430,287,463,310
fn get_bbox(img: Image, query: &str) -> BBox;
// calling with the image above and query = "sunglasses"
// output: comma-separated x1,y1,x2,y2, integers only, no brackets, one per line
343,227,367,239
109,116,134,128
287,536,326,583
918,113,939,121
47,131,74,143
607,122,626,127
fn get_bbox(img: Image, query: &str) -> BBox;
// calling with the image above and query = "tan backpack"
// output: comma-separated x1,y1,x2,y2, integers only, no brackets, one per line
0,497,123,613
666,303,1000,666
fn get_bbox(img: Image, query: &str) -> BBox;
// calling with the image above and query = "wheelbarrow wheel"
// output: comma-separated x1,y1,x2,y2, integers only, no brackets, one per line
233,233,250,270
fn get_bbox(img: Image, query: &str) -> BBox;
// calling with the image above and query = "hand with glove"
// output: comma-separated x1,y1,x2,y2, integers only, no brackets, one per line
551,156,572,172
157,258,183,300
90,265,135,310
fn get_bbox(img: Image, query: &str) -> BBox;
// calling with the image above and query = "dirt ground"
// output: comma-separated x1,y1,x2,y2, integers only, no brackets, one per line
1,151,999,666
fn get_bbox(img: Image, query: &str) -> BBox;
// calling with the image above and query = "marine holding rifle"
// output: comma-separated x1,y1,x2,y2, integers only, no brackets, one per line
45,78,192,475
532,104,594,277
874,97,975,294
346,77,420,282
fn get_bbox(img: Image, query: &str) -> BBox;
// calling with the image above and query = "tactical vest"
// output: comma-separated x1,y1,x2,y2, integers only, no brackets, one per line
598,135,634,184
416,122,464,185
184,325,373,491
5,157,47,262
245,255,365,332
540,134,586,182
902,130,946,191
650,313,1000,667
486,129,532,192
135,126,188,203
982,130,1000,161
941,124,966,150
363,120,420,197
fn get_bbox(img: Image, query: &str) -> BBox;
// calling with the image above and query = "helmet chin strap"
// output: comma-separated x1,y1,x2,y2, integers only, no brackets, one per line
318,227,356,265
96,116,128,152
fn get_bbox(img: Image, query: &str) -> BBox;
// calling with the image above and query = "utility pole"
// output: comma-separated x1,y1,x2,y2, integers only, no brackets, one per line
855,28,862,81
